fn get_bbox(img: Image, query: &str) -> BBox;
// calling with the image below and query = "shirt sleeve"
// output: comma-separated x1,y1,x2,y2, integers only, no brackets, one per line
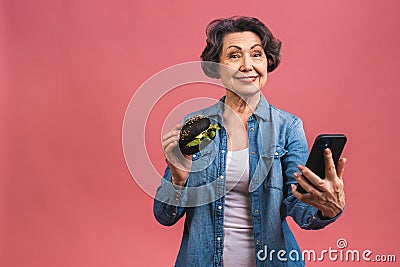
153,165,188,226
281,117,343,230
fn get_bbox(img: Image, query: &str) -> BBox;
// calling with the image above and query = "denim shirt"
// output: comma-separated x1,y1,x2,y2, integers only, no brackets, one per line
153,95,341,267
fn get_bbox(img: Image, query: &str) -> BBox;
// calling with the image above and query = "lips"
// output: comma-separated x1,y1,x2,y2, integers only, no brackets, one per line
234,75,258,83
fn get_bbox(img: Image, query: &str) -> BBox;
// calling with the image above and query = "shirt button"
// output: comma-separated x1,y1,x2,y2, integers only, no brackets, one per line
172,212,176,216
253,178,258,183
217,237,221,241
192,154,197,158
256,240,260,245
221,150,226,154
218,205,222,210
254,209,259,214
220,175,224,180
274,152,279,156
250,127,254,131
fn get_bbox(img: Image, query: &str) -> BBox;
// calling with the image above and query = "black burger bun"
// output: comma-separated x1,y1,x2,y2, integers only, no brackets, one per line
179,115,214,155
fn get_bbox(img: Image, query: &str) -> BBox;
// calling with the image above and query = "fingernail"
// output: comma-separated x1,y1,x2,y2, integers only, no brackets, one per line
297,165,304,171
325,148,331,155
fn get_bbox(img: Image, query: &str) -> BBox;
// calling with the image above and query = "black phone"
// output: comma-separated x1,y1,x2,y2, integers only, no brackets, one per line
297,134,347,194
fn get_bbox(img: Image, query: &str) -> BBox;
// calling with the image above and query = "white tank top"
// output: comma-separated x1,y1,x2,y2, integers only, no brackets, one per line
223,148,256,267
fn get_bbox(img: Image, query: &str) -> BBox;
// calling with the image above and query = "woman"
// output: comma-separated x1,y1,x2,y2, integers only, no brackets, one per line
154,16,346,267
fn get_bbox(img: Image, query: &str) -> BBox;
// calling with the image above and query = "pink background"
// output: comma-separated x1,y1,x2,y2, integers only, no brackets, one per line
1,0,400,266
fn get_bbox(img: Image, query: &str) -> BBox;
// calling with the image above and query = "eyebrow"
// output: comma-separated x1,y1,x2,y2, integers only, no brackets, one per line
226,44,263,51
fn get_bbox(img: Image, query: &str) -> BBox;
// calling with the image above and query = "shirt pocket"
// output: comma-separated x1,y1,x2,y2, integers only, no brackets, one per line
189,148,216,187
265,145,288,190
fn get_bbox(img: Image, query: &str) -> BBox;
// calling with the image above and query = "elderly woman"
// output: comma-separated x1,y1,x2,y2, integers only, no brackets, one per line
154,16,346,267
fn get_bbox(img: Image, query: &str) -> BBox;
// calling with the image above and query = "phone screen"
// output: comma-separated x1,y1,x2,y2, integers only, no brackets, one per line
296,134,347,194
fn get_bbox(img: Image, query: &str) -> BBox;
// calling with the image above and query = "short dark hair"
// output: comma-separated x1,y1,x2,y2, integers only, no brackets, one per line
200,16,282,78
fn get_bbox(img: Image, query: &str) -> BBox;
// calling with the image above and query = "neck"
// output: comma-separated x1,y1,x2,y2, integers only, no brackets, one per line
224,90,260,118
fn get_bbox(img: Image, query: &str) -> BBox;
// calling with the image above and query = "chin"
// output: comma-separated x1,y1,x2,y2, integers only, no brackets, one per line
227,87,260,99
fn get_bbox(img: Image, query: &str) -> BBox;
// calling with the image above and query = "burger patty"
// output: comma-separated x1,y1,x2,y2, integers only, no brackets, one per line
179,115,220,155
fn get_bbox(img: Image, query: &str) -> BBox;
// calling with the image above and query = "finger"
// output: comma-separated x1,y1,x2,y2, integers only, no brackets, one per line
294,172,322,195
163,138,179,153
162,124,182,141
324,148,337,180
336,158,347,179
291,184,303,200
172,123,183,132
162,132,180,146
291,184,315,204
298,165,325,191
162,129,180,143
162,131,179,148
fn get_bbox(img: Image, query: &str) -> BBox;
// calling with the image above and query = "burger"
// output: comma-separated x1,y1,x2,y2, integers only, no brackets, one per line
179,115,220,155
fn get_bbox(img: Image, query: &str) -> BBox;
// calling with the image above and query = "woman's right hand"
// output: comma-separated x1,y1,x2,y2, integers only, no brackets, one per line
162,124,192,186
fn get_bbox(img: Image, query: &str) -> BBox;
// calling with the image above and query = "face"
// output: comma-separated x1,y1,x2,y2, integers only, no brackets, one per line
219,31,268,97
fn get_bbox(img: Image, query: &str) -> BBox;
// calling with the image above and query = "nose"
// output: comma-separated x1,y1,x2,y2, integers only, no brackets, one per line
239,54,253,72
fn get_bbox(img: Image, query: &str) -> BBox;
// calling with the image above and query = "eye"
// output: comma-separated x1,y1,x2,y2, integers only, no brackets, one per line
229,53,240,59
252,51,264,58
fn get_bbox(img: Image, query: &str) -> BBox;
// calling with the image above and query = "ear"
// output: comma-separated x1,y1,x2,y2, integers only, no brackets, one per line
266,54,279,72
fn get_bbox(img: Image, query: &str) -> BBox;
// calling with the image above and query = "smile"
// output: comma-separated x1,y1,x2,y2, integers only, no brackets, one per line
234,76,258,83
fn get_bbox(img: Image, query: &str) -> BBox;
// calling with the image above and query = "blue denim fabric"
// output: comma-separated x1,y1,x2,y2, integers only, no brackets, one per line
153,94,342,267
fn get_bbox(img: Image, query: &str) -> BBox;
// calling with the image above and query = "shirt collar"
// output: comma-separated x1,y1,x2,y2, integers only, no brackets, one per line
201,93,270,121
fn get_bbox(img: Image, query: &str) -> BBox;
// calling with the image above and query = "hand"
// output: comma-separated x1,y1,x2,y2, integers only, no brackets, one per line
162,124,192,186
291,148,347,219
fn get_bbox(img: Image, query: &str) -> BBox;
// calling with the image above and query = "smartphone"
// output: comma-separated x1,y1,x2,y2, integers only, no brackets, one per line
297,134,347,194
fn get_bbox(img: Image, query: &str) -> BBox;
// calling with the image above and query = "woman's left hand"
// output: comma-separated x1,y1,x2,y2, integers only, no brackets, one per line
291,148,347,219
